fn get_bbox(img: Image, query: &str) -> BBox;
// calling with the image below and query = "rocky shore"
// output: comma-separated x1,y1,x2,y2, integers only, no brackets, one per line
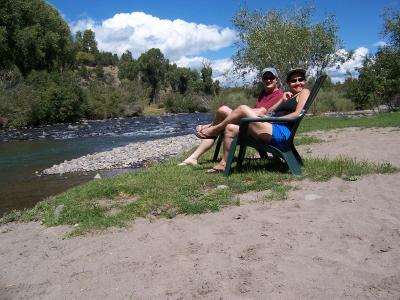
42,134,200,175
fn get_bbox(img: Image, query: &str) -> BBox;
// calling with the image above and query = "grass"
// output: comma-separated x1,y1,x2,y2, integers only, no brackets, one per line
298,111,400,133
143,105,166,116
1,111,399,236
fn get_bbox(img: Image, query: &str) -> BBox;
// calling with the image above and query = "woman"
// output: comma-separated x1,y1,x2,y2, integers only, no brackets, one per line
179,67,283,166
197,68,310,173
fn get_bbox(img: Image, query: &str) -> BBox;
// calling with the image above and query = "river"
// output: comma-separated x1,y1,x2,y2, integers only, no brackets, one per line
0,113,212,216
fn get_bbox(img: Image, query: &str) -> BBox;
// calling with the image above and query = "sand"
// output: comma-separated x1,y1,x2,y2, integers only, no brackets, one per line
1,127,400,299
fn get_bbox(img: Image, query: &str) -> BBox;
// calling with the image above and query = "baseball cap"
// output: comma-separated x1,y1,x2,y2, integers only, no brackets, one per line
261,67,278,78
286,68,307,83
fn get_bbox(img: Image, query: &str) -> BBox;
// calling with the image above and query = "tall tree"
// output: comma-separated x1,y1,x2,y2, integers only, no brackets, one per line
201,61,214,95
138,48,168,104
353,8,400,110
232,5,342,80
118,50,138,81
0,0,74,74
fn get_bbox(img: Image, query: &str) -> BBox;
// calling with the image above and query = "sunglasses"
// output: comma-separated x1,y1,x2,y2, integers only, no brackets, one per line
289,77,305,84
262,76,276,81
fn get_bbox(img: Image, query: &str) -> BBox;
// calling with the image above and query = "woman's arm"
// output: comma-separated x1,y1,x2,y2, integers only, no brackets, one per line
266,97,284,113
278,88,310,119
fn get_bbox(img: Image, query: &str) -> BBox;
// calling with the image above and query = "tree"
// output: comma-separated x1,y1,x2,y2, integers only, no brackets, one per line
231,5,342,80
74,29,99,66
138,48,169,104
0,0,74,75
201,61,214,95
118,50,138,81
350,8,400,110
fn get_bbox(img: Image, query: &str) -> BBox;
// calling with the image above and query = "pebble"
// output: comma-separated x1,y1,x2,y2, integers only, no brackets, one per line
42,134,200,175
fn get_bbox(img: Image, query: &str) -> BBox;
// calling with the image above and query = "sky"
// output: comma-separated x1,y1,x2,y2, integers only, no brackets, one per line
47,0,400,85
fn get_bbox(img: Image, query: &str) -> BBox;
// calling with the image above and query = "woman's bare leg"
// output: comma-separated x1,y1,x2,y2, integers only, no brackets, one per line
210,121,274,171
180,105,233,165
200,105,258,137
180,139,215,165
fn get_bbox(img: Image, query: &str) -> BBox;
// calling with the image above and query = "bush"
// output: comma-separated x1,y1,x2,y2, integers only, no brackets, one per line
314,89,355,112
0,70,87,127
0,83,38,127
85,79,148,119
210,88,255,111
164,93,210,113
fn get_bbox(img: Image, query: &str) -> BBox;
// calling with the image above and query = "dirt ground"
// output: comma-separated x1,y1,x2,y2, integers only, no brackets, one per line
1,127,400,300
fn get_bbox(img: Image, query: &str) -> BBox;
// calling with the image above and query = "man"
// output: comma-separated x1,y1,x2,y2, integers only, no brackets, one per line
179,67,283,167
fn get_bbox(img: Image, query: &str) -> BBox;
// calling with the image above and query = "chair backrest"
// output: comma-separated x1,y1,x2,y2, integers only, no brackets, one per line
288,74,327,139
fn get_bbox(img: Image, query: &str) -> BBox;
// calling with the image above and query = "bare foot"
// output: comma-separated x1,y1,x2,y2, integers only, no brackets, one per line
206,162,225,173
178,157,198,166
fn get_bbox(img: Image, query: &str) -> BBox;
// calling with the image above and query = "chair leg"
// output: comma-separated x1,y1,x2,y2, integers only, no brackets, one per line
212,134,223,162
237,145,247,169
281,150,302,176
292,145,303,165
258,150,268,159
224,137,238,177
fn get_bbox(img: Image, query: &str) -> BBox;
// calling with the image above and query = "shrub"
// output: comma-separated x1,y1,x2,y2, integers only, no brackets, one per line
164,93,210,113
210,88,255,111
315,89,355,112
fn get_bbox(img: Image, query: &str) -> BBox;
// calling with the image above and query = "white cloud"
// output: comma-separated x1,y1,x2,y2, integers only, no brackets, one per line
373,41,387,48
174,56,256,87
70,14,370,86
326,47,369,83
70,12,237,60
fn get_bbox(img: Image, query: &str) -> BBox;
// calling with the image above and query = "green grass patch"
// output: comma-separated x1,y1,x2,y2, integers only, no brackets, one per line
3,153,397,236
2,112,399,236
295,135,323,146
299,111,400,133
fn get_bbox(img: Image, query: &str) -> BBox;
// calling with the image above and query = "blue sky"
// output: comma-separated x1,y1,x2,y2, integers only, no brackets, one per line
47,0,400,84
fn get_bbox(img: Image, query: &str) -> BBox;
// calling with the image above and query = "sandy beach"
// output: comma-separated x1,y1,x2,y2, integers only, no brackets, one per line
1,127,400,299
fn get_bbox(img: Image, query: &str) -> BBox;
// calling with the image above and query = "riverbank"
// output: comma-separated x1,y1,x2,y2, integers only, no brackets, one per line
42,134,200,174
1,127,400,299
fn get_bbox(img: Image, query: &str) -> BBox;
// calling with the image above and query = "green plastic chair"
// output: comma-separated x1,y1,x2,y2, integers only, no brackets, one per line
213,75,327,176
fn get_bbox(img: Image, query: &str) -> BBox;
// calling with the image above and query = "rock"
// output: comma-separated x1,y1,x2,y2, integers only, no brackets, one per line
94,173,102,179
217,185,228,190
53,204,64,220
304,194,322,201
41,134,200,175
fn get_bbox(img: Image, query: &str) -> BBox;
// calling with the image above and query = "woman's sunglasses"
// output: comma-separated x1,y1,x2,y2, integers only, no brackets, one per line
289,77,305,84
262,76,276,81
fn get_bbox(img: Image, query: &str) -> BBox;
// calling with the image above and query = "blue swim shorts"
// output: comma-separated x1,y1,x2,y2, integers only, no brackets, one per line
271,124,291,146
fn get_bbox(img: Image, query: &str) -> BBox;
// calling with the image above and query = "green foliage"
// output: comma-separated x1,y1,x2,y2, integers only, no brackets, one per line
96,51,118,66
85,79,148,119
344,8,400,110
232,5,341,80
0,0,74,74
315,89,355,112
201,64,214,95
117,50,138,81
0,70,86,126
138,48,169,104
298,112,400,133
27,70,87,123
164,93,209,113
210,88,254,111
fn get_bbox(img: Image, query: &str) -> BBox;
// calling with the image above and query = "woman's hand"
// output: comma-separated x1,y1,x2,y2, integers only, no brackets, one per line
283,92,293,101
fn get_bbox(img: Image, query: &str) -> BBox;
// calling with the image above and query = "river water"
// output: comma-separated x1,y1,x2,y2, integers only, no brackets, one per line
0,113,212,216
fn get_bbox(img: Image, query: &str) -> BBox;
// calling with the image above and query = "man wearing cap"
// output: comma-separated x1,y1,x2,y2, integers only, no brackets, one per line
254,67,284,113
179,67,283,167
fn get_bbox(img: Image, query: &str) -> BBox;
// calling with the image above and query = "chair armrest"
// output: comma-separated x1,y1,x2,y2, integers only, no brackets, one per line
237,115,301,141
239,116,300,125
